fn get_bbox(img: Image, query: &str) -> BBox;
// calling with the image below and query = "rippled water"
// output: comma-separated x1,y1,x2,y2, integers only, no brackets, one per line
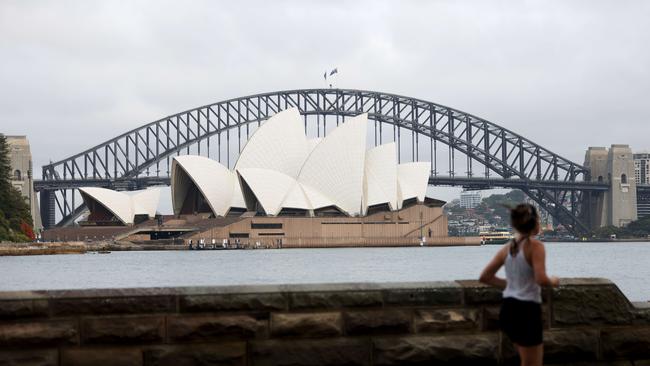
1,242,649,301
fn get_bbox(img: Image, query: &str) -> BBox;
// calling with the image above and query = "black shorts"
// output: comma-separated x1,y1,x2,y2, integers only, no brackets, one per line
499,297,543,347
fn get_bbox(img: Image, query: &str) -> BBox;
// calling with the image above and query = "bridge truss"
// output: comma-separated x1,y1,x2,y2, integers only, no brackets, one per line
37,89,605,235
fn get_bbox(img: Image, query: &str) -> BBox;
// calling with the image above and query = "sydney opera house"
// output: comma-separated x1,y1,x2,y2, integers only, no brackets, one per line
44,109,456,247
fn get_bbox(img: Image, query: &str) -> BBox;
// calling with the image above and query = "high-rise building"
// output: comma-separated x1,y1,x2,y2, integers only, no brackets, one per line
634,152,650,184
6,135,42,231
459,191,481,209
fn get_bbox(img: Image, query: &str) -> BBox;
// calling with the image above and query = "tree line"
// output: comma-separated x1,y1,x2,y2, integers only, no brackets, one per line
0,134,34,242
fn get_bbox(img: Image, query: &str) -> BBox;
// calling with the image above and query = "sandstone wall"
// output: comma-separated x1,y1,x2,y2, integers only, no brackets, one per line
0,278,649,365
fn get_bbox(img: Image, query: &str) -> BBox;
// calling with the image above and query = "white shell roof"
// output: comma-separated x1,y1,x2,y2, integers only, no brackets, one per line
235,108,311,178
79,187,161,225
169,108,434,218
397,162,431,208
237,168,298,215
299,182,335,210
131,188,161,217
281,182,313,210
307,138,322,152
172,155,236,216
297,113,368,216
79,187,134,224
364,142,398,212
230,178,247,210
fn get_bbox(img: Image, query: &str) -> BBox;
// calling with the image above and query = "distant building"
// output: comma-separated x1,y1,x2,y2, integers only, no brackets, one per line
634,153,650,184
6,135,42,231
459,191,481,209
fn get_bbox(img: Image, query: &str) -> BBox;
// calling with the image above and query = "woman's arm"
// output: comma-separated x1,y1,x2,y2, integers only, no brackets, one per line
479,245,508,289
530,240,560,287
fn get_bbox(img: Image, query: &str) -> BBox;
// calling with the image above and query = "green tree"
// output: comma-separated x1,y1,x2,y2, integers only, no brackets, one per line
0,134,33,242
481,190,527,226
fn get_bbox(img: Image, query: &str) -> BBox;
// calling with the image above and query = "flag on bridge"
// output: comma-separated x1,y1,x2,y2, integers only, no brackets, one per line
324,71,327,80
329,68,338,76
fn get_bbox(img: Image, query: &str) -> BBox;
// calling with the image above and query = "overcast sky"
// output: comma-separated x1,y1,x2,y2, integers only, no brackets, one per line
1,0,649,206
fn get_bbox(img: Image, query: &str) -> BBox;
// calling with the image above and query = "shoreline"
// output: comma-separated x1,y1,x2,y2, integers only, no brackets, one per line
0,238,480,256
2,238,649,256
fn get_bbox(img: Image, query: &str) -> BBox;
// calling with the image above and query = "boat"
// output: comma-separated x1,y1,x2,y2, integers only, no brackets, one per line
479,228,514,245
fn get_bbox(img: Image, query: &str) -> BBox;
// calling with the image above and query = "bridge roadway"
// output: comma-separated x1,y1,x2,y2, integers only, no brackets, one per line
33,175,612,193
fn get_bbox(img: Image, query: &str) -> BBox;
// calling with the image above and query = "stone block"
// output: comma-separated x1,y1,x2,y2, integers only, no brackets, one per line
373,333,499,365
271,312,342,337
457,280,503,305
632,302,650,325
82,316,164,344
344,309,411,335
601,327,650,360
543,329,599,363
0,300,49,319
179,293,287,312
0,349,58,366
143,343,246,366
250,338,370,366
60,347,142,366
289,291,383,309
482,307,500,331
167,314,267,341
0,320,77,346
51,296,175,316
414,308,478,333
552,284,633,326
383,286,462,307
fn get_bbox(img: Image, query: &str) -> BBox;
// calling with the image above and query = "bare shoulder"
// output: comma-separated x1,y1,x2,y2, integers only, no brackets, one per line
497,242,511,256
529,238,546,254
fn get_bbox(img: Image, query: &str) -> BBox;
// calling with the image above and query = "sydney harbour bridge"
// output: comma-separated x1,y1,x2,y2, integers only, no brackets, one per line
35,88,640,236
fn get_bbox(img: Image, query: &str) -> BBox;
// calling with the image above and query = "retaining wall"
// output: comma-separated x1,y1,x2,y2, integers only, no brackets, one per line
0,278,649,365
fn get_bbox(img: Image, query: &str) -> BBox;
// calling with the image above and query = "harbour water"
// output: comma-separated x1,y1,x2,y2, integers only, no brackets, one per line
1,241,648,301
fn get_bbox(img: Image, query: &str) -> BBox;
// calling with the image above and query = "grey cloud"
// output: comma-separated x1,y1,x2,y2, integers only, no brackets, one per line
1,0,649,187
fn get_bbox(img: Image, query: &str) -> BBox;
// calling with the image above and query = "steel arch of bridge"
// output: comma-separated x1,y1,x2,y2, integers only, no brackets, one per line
38,88,600,234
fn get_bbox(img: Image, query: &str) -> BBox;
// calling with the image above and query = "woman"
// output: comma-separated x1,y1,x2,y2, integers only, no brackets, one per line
479,203,559,366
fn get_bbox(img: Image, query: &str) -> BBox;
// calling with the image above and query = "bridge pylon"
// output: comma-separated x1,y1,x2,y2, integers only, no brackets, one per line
582,145,637,229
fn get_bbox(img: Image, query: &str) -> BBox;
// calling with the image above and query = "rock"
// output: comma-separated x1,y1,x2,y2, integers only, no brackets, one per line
179,293,287,312
383,286,462,307
552,283,632,326
82,316,164,344
143,343,246,366
271,312,342,337
344,309,411,335
0,320,77,346
0,349,58,366
373,333,499,365
414,308,478,333
60,347,142,366
289,291,383,309
250,338,370,366
0,300,48,319
482,307,501,331
601,327,650,360
167,314,267,341
457,280,503,305
51,295,175,316
544,329,599,363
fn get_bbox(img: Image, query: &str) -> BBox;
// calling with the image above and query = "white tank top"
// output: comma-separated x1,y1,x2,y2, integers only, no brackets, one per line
503,240,542,303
